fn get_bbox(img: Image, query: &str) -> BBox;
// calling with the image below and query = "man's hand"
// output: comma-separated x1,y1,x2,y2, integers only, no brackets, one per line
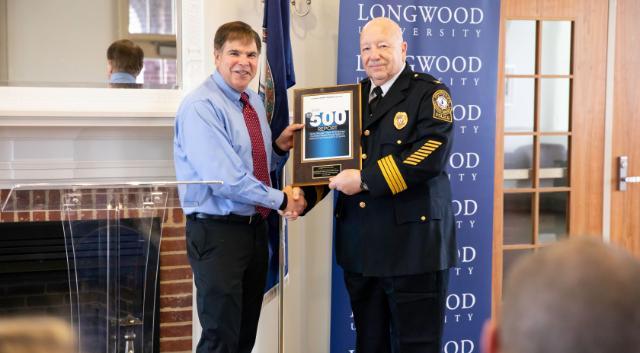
279,185,307,221
328,169,362,195
275,123,305,151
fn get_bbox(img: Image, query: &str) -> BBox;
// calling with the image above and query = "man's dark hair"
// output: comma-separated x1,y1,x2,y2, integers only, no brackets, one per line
107,39,144,76
214,21,261,53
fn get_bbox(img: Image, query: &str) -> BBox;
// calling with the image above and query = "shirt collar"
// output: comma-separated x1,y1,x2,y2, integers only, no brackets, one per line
110,72,137,84
212,70,245,103
369,63,406,100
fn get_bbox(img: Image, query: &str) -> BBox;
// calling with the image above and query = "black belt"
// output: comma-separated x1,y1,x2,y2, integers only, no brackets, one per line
187,212,264,225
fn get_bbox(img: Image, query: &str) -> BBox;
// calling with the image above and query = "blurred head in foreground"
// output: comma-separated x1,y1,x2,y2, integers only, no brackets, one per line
482,238,640,353
0,316,75,353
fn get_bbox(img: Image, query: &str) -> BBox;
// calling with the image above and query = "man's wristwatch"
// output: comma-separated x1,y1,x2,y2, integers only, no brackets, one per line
279,193,288,210
360,173,369,191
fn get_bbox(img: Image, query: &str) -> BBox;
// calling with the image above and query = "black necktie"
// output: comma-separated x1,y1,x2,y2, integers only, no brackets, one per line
369,86,383,115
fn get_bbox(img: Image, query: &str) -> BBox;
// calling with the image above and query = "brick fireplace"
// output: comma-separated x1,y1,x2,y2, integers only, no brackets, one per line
0,188,192,353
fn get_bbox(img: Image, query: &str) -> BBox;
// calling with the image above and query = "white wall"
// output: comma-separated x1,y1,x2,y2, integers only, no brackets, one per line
0,0,7,81
6,0,118,84
199,2,340,353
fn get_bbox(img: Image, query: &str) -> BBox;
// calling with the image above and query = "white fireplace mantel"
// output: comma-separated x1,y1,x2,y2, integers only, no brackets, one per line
0,87,181,127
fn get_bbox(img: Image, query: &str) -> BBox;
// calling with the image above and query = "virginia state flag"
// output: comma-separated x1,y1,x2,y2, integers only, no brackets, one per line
260,0,296,293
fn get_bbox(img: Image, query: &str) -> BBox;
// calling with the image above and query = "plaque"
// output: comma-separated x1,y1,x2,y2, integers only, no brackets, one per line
292,84,362,186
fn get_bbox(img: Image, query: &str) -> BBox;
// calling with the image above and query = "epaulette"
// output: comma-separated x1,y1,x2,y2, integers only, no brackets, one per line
411,72,441,85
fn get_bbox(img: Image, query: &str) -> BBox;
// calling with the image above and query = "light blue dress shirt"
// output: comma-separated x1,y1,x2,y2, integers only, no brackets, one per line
110,72,137,84
174,70,287,216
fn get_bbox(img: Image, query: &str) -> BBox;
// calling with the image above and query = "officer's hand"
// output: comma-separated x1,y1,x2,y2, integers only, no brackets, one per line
275,123,305,151
328,169,362,195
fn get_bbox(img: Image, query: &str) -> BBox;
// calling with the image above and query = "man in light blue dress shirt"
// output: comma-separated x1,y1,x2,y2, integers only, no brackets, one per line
173,21,305,353
107,39,143,85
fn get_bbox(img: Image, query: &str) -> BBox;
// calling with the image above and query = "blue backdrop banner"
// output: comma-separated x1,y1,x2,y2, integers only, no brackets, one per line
332,1,500,352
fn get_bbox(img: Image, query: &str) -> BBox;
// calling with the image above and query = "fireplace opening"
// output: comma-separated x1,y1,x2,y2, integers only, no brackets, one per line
0,218,161,353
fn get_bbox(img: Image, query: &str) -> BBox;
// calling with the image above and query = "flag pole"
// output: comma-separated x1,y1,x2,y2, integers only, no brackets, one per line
278,167,286,353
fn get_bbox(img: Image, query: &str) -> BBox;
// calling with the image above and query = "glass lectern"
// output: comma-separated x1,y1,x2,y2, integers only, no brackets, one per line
1,181,221,353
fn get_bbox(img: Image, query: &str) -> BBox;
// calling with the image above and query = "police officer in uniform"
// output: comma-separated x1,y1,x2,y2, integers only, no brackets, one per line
327,17,457,353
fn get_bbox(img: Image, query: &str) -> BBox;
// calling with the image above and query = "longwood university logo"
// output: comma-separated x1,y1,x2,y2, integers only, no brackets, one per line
356,4,485,25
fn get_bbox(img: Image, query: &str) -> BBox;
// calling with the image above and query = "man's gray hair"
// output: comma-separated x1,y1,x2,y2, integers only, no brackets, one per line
500,239,640,353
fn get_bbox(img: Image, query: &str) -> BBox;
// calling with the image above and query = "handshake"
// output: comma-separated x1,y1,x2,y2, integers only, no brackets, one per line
278,185,307,221
275,169,364,221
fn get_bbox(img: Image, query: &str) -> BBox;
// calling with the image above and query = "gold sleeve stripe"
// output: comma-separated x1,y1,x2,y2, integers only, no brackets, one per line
405,157,422,164
412,155,429,161
381,157,405,193
404,151,433,164
384,156,408,192
378,156,408,194
379,158,401,194
378,158,401,194
416,148,435,154
403,140,443,165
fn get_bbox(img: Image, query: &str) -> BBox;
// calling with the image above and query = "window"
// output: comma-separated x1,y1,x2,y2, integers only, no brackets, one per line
502,20,573,282
128,0,176,35
119,0,178,87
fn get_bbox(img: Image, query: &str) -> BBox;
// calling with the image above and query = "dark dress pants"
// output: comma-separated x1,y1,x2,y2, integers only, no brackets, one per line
185,217,268,353
344,269,449,353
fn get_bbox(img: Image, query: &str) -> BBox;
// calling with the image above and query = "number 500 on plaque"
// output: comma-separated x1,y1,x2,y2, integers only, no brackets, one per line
292,84,362,186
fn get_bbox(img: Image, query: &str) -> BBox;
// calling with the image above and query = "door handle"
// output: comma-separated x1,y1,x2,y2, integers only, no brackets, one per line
618,156,640,191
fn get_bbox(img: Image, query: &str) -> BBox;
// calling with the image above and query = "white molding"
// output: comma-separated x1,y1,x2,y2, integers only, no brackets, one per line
0,114,176,127
181,0,206,91
0,126,173,138
0,86,181,120
0,159,175,188
179,2,206,353
0,159,173,170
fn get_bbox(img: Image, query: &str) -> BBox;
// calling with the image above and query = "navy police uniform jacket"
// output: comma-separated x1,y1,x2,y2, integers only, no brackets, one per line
334,65,457,277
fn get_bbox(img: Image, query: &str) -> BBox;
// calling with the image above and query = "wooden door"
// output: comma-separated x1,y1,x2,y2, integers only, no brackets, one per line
610,0,640,256
493,0,609,314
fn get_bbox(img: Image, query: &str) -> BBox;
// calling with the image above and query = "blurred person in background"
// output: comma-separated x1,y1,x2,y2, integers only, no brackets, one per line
481,238,640,353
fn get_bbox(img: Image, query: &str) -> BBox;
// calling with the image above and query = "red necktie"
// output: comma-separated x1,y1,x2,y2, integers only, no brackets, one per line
240,92,271,219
